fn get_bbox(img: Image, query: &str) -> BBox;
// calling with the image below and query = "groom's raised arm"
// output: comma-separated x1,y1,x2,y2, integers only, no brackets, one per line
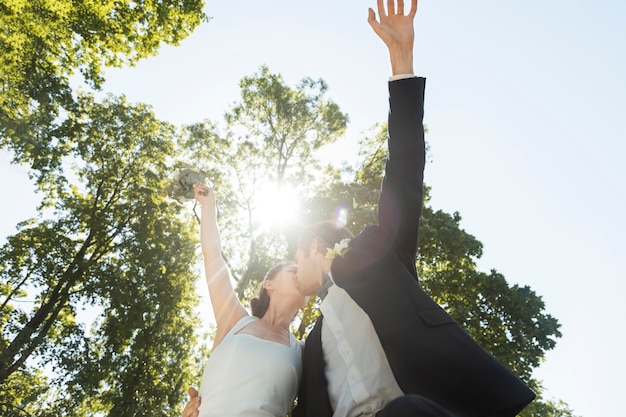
369,0,426,275
380,77,425,275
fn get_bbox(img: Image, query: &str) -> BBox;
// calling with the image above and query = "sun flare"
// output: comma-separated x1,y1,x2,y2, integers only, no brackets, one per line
253,182,300,229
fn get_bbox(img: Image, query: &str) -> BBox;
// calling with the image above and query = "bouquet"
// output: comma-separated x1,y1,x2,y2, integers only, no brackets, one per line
163,166,209,203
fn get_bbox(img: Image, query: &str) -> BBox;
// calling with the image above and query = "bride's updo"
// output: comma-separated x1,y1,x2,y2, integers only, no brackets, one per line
250,262,293,318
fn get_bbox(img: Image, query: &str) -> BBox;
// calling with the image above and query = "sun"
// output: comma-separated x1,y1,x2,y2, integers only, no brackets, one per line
252,182,300,230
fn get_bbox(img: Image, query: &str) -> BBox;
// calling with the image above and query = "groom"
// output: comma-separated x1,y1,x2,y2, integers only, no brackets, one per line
292,1,535,417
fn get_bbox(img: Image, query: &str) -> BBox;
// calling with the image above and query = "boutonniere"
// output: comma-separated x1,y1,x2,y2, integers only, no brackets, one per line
325,238,352,260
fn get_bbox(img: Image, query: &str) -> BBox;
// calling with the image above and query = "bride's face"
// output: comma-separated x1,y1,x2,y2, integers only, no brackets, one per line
270,264,305,308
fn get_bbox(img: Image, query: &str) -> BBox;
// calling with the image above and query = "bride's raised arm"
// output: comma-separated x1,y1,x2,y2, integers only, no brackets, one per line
193,182,248,348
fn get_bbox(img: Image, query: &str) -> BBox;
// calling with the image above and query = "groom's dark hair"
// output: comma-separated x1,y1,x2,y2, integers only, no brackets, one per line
298,220,353,255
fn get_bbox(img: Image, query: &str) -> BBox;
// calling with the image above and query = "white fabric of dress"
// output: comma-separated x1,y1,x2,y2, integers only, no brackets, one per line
198,315,302,417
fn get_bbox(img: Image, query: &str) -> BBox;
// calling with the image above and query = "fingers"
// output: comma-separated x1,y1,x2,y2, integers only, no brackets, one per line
193,182,210,197
181,398,200,417
181,387,200,417
188,386,199,398
377,0,385,19
374,0,417,17
408,0,418,17
367,7,378,26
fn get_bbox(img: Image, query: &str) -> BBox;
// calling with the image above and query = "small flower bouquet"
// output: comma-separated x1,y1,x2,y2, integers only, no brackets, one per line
326,238,352,260
163,166,208,203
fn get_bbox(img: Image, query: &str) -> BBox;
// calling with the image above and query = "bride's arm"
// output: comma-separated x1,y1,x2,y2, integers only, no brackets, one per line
193,182,248,348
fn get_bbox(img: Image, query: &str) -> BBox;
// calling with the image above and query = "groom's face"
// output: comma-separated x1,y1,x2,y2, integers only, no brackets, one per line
294,241,323,297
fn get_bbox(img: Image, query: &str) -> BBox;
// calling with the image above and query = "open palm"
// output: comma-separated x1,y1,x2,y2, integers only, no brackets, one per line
368,0,418,50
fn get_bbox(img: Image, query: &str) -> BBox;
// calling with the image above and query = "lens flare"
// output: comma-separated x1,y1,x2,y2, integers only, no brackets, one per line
335,206,348,228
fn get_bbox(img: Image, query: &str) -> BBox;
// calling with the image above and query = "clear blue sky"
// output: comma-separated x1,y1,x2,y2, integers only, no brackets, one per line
1,1,624,416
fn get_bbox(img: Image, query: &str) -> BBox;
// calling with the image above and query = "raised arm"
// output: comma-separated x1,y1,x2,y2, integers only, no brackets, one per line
369,0,425,275
193,182,247,348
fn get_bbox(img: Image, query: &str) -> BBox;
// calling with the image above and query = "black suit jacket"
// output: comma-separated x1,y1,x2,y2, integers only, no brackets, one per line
294,77,535,417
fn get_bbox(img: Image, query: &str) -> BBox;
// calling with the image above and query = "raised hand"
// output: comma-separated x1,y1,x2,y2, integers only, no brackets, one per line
367,0,418,75
193,182,214,206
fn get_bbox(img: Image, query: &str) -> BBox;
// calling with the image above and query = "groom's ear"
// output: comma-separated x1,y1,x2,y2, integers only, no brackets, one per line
310,239,320,257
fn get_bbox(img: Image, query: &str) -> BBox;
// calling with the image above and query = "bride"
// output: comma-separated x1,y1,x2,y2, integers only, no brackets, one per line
182,182,305,417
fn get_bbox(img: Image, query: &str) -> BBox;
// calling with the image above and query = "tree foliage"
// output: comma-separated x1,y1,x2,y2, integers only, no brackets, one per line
225,65,349,185
0,0,208,173
0,94,204,416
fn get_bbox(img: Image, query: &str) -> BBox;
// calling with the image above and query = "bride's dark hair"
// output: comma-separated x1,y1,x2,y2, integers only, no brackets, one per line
250,261,293,318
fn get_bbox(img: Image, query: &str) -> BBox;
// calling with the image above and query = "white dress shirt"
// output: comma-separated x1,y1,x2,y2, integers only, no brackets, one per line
319,279,404,417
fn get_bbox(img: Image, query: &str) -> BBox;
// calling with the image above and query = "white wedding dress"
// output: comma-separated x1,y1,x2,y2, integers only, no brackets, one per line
198,315,302,417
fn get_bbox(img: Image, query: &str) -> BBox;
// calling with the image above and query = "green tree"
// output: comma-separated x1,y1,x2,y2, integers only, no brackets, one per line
0,0,208,172
225,65,348,185
0,94,204,416
521,389,578,417
0,367,49,417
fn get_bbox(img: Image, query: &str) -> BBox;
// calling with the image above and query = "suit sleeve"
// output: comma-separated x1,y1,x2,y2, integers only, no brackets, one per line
377,77,426,277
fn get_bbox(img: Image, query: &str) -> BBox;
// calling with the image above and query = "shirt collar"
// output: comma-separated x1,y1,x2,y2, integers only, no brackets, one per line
317,271,334,300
